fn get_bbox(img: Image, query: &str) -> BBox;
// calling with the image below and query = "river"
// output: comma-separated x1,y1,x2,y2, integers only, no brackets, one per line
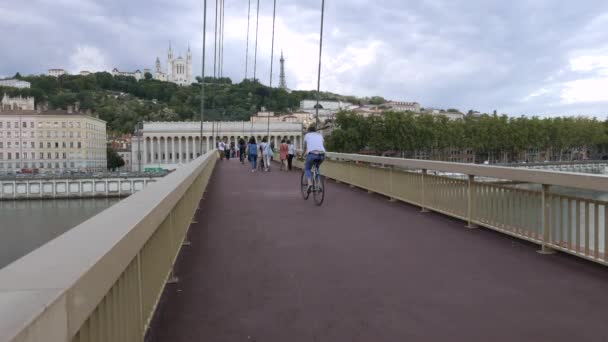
0,198,120,270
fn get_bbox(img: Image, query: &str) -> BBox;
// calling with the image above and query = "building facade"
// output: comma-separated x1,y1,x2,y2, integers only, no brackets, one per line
299,100,355,122
111,68,143,81
386,101,421,113
0,79,31,89
0,107,107,174
48,69,67,77
131,121,303,171
154,44,193,86
1,95,35,111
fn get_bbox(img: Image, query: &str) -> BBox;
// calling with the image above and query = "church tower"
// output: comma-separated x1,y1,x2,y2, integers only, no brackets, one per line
279,50,287,90
155,57,161,74
187,44,193,84
167,43,174,80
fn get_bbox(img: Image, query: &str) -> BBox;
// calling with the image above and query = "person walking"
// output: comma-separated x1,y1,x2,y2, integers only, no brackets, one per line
280,139,289,171
247,137,258,172
218,140,225,161
224,139,231,161
259,139,265,171
239,138,246,164
259,137,272,172
287,140,295,171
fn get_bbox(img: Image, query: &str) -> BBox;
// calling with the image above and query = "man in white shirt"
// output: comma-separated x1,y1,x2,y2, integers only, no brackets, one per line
218,140,225,161
302,125,326,191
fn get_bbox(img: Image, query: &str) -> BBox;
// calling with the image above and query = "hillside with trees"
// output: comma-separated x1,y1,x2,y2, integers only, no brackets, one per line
1,72,371,134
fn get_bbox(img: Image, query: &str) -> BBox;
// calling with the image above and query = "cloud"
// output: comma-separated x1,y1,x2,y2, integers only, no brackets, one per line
69,46,108,73
2,0,608,117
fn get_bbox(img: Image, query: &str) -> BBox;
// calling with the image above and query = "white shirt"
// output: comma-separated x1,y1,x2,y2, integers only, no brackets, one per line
288,144,295,154
304,132,325,153
218,142,225,150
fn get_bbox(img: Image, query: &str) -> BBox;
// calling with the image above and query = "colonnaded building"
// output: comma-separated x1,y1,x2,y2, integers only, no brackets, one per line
131,121,303,171
0,102,107,173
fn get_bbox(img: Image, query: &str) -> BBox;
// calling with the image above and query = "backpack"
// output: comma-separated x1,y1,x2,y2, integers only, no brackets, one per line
249,143,258,155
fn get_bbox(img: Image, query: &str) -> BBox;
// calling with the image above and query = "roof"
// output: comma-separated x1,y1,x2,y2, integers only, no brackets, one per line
0,109,107,123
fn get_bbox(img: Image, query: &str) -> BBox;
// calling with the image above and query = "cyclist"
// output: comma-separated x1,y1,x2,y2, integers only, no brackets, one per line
303,125,325,193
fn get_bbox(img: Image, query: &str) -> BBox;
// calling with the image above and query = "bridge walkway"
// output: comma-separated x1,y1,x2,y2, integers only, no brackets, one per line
147,160,608,342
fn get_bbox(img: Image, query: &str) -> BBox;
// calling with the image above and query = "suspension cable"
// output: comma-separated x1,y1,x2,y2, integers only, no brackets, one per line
314,0,326,129
245,0,251,80
213,0,218,79
267,0,277,140
253,0,260,82
200,0,208,153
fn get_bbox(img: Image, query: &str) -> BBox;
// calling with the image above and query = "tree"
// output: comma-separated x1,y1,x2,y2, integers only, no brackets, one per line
107,147,125,171
13,72,22,79
144,72,153,80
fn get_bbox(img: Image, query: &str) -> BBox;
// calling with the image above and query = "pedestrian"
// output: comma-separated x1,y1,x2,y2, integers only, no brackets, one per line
264,137,274,171
270,140,275,161
259,140,265,170
239,138,246,164
224,139,231,161
218,140,225,161
280,139,288,171
247,137,258,172
287,140,295,171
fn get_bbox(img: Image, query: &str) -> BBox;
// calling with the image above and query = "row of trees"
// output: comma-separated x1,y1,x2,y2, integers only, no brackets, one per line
326,112,608,163
3,72,375,134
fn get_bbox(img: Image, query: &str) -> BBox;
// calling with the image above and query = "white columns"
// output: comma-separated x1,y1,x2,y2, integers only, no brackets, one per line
186,136,190,162
206,136,210,152
143,136,147,164
178,137,183,164
172,137,177,164
164,136,168,164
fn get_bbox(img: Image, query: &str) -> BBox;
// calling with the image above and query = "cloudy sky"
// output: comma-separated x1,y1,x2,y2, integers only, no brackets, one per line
2,0,608,118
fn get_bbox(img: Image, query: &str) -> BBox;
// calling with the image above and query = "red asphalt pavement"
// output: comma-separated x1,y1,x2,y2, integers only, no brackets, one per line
146,159,608,342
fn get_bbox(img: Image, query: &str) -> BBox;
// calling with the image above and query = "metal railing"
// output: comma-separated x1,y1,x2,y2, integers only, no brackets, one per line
0,151,217,342
293,152,607,266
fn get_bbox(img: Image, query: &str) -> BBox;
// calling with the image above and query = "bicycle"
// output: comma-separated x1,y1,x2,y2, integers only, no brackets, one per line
300,157,325,206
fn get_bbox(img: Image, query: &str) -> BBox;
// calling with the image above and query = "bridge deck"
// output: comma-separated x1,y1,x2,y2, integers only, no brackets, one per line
147,160,608,342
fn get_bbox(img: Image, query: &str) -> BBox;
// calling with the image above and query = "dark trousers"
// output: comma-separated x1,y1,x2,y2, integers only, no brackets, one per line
225,149,230,160
287,154,294,170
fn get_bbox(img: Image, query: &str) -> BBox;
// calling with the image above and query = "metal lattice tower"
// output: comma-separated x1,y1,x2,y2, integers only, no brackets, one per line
279,50,287,90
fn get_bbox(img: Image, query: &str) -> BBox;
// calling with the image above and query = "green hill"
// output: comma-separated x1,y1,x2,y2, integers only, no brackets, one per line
1,72,367,134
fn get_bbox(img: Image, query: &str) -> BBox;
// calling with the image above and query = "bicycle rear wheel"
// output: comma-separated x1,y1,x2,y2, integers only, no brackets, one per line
300,170,310,200
312,170,325,206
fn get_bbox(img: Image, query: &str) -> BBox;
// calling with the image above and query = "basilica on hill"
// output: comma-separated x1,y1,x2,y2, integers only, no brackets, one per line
154,43,193,86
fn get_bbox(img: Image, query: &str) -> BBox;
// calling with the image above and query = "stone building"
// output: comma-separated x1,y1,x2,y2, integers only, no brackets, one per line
1,95,35,111
0,105,107,173
154,44,193,86
111,68,143,81
131,121,302,171
0,79,31,89
48,69,67,77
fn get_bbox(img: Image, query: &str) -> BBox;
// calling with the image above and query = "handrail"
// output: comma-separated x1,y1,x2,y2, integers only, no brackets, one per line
0,151,217,341
324,152,608,192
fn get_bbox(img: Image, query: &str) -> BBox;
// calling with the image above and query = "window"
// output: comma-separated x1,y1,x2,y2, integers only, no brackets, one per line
22,122,27,128
47,152,51,159
0,153,3,160
39,142,43,148
31,152,35,159
70,142,73,148
62,153,66,159
47,142,51,148
31,142,34,148
0,142,2,148
78,142,81,148
0,122,2,128
47,131,50,138
40,152,44,159
62,122,66,128
30,122,34,128
55,152,59,159
8,153,11,160
7,142,11,148
30,132,34,138
7,132,10,137
7,122,10,128
14,122,18,128
55,142,59,148
77,132,81,138
15,153,19,160
70,132,73,138
62,142,66,148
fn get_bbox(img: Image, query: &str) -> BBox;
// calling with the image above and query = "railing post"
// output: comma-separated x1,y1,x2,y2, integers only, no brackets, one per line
420,169,429,213
538,184,556,255
466,174,477,229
